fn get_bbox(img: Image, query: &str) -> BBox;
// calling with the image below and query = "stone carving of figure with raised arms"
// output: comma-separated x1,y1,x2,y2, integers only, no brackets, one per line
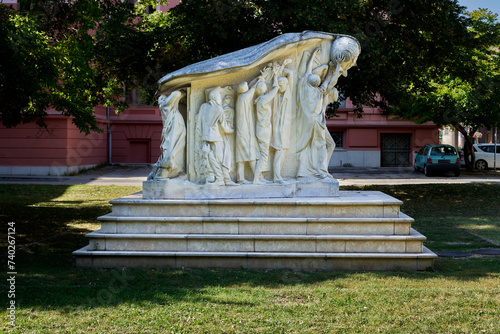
235,79,260,184
147,90,186,180
270,59,293,183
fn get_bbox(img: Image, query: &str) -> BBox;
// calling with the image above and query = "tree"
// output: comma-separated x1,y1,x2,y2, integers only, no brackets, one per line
391,9,500,169
2,0,498,142
0,0,168,134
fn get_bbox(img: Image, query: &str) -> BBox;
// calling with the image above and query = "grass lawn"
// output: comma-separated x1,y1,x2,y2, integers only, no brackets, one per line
1,183,499,333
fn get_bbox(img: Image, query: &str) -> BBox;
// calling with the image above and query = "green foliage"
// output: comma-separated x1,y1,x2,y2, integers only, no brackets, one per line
0,0,169,134
392,8,500,169
1,0,499,140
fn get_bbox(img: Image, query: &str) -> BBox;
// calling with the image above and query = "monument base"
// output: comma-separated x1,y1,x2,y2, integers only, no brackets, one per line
73,191,437,271
142,177,339,199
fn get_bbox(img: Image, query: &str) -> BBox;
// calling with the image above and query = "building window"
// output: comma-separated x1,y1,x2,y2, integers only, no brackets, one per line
330,131,344,149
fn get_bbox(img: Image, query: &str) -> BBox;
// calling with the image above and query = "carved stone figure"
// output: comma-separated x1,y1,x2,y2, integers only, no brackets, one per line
253,74,279,184
147,91,186,180
320,37,360,171
198,88,236,186
296,47,331,180
330,36,360,80
235,81,258,183
322,85,338,172
221,94,237,185
270,59,293,183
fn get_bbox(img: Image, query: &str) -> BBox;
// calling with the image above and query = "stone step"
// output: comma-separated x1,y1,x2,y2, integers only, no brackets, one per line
98,213,414,236
110,191,402,219
73,191,438,271
85,228,426,254
73,246,437,271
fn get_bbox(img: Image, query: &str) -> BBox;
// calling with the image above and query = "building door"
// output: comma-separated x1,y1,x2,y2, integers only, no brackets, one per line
129,140,150,163
380,133,411,167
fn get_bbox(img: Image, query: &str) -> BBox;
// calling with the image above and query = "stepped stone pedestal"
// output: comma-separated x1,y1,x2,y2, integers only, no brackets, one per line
73,182,437,271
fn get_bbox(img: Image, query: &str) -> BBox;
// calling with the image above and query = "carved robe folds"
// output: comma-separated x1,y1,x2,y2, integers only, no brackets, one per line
148,90,186,180
153,31,361,185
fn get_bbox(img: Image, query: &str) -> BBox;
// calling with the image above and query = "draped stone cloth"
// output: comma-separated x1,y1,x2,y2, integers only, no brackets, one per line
235,87,258,163
155,100,186,178
221,105,234,170
270,86,292,151
296,75,329,178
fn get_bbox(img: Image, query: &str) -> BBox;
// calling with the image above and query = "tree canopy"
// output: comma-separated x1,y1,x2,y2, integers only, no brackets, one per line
0,0,169,134
1,0,499,148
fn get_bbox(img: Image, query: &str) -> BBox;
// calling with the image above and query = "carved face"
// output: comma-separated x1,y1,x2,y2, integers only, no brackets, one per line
158,95,168,107
331,37,360,78
339,58,356,77
256,82,268,95
277,76,289,93
237,82,249,94
209,90,222,105
223,95,233,106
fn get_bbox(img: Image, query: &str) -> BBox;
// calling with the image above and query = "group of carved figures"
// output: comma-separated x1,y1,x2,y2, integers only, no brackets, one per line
196,58,295,186
148,37,360,186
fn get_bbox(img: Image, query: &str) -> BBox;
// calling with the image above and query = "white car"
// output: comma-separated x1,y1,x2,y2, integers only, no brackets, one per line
473,144,500,170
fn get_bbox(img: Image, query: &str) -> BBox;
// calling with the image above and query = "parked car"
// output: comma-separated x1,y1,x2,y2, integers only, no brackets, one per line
414,144,461,176
472,143,500,170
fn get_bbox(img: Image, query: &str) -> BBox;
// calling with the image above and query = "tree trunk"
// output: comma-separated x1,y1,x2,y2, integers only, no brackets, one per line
453,123,476,170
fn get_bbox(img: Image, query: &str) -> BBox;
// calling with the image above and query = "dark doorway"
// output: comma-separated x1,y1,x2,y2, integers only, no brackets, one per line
129,140,150,163
380,133,411,167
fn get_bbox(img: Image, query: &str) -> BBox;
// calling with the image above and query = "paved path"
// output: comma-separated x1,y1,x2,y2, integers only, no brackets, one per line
1,165,499,186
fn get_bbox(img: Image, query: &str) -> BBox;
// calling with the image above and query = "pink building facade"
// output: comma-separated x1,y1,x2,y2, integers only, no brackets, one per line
0,99,438,175
0,105,164,175
328,101,438,168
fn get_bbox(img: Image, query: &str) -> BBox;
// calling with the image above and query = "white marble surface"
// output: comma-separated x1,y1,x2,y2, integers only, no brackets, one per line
142,178,339,199
150,31,361,186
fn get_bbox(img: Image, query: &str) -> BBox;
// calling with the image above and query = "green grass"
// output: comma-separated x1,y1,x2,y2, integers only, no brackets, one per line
1,184,500,333
346,184,500,248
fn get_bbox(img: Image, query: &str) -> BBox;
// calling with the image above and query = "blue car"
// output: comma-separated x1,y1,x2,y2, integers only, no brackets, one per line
414,144,461,177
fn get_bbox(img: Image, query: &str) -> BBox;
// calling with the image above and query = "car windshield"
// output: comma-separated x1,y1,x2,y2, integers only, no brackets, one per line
430,146,457,155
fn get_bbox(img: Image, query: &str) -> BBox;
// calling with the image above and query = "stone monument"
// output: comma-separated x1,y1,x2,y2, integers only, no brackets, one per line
74,31,437,270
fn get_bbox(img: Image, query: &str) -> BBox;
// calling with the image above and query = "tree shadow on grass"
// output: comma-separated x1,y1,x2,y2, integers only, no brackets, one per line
3,183,500,311
0,184,138,249
343,184,500,251
5,230,500,312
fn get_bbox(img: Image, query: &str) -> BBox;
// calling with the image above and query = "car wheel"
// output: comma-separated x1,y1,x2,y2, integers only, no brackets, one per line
424,165,432,176
475,160,488,170
454,169,460,177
